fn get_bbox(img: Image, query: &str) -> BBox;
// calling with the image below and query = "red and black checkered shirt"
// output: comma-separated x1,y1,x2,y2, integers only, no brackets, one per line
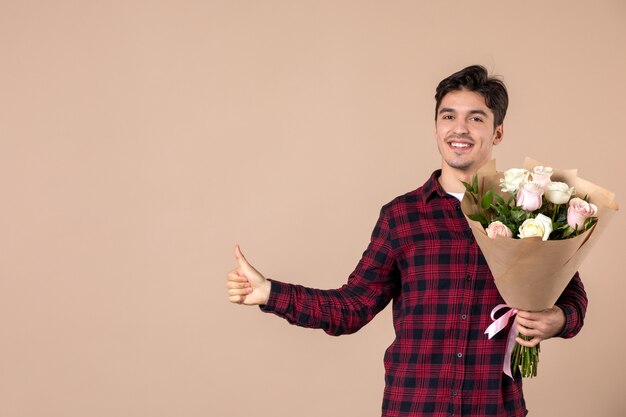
261,170,587,417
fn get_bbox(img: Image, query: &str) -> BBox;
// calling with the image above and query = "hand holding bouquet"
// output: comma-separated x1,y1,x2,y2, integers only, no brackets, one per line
461,158,618,378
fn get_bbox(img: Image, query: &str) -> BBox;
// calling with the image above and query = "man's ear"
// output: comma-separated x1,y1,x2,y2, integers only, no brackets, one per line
493,124,504,145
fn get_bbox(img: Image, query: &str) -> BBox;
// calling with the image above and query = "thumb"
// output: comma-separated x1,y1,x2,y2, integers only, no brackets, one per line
234,244,250,268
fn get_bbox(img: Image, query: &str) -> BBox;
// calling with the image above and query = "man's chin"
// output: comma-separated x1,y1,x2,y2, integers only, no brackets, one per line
445,158,474,171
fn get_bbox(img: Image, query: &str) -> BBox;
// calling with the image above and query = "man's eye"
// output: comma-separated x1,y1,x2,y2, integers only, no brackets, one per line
470,117,483,122
442,115,453,120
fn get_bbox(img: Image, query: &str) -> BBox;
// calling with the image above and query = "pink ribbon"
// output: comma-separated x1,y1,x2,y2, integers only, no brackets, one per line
484,304,519,379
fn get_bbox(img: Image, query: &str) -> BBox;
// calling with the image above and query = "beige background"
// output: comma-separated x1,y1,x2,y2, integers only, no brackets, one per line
1,1,624,416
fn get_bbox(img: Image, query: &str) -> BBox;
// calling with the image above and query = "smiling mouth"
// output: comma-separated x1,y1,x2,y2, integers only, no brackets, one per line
448,141,474,150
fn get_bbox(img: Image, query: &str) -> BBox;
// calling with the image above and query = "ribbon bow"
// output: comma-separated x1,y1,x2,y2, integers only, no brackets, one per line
484,304,519,379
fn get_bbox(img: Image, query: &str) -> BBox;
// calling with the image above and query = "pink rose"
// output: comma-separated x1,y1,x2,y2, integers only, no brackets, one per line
531,166,553,188
567,197,598,230
486,221,513,239
516,182,544,211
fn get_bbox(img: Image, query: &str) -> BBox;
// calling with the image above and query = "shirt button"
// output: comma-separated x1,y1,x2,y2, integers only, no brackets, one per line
466,275,471,281
461,314,467,320
452,390,458,397
457,352,463,358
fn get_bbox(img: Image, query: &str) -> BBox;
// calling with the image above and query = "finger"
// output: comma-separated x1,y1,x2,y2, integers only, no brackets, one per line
516,336,541,347
518,316,552,335
227,270,248,282
234,244,250,268
515,317,528,335
519,308,554,321
517,323,544,339
516,321,535,336
228,287,253,296
226,281,250,289
229,294,245,303
515,316,533,330
515,310,540,321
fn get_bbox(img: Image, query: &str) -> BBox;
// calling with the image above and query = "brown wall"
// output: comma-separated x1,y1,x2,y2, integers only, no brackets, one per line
1,1,624,416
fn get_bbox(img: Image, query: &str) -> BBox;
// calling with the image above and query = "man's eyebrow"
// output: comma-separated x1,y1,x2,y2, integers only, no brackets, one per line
469,109,489,117
438,108,489,117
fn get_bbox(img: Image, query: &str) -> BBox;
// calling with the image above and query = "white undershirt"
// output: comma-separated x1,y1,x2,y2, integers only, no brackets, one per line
447,192,465,201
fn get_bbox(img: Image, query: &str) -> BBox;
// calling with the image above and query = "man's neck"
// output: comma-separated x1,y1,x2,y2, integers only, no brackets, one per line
438,166,475,194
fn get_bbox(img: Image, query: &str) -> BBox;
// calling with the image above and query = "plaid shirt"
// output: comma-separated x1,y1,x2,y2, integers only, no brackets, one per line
261,170,587,417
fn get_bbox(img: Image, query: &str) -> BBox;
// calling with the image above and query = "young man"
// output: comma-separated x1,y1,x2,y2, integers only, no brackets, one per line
226,65,587,417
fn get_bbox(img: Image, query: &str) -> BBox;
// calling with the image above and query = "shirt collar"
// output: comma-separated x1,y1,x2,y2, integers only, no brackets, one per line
421,169,450,203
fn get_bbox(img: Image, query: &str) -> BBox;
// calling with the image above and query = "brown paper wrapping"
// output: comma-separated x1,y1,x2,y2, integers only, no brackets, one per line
461,158,619,311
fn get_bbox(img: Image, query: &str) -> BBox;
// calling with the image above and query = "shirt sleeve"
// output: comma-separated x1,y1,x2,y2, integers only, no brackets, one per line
555,271,588,339
259,203,401,336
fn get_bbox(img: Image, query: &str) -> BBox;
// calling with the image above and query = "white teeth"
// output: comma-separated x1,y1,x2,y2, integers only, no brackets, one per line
451,142,471,148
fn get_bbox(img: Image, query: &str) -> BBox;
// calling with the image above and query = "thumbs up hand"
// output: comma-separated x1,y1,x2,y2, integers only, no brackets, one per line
226,245,271,305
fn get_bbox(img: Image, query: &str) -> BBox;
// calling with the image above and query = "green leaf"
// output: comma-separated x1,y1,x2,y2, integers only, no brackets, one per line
494,193,507,206
583,217,598,230
506,222,518,234
472,174,479,194
491,203,510,219
460,181,477,203
507,194,516,206
554,223,569,231
562,227,575,238
491,194,511,217
481,190,493,210
468,214,489,227
511,209,525,221
491,204,504,216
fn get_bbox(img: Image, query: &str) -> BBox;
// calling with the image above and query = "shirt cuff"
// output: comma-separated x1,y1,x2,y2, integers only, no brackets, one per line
258,279,290,315
555,303,577,339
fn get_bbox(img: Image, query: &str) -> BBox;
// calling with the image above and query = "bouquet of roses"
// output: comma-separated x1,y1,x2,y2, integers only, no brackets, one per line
461,158,618,378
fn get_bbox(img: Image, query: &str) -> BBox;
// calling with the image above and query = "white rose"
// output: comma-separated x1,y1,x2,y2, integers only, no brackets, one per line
500,168,530,193
545,182,575,205
518,213,553,241
531,166,554,188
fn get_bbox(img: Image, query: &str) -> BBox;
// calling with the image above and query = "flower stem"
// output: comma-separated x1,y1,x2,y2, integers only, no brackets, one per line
511,334,540,378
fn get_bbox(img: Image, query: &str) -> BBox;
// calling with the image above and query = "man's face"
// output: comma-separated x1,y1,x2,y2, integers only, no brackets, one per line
434,89,503,173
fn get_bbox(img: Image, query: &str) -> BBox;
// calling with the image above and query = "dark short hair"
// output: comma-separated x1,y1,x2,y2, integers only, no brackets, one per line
435,65,508,127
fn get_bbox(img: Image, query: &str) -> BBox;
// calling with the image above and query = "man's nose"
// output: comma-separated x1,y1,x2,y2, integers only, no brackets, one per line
453,119,469,134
